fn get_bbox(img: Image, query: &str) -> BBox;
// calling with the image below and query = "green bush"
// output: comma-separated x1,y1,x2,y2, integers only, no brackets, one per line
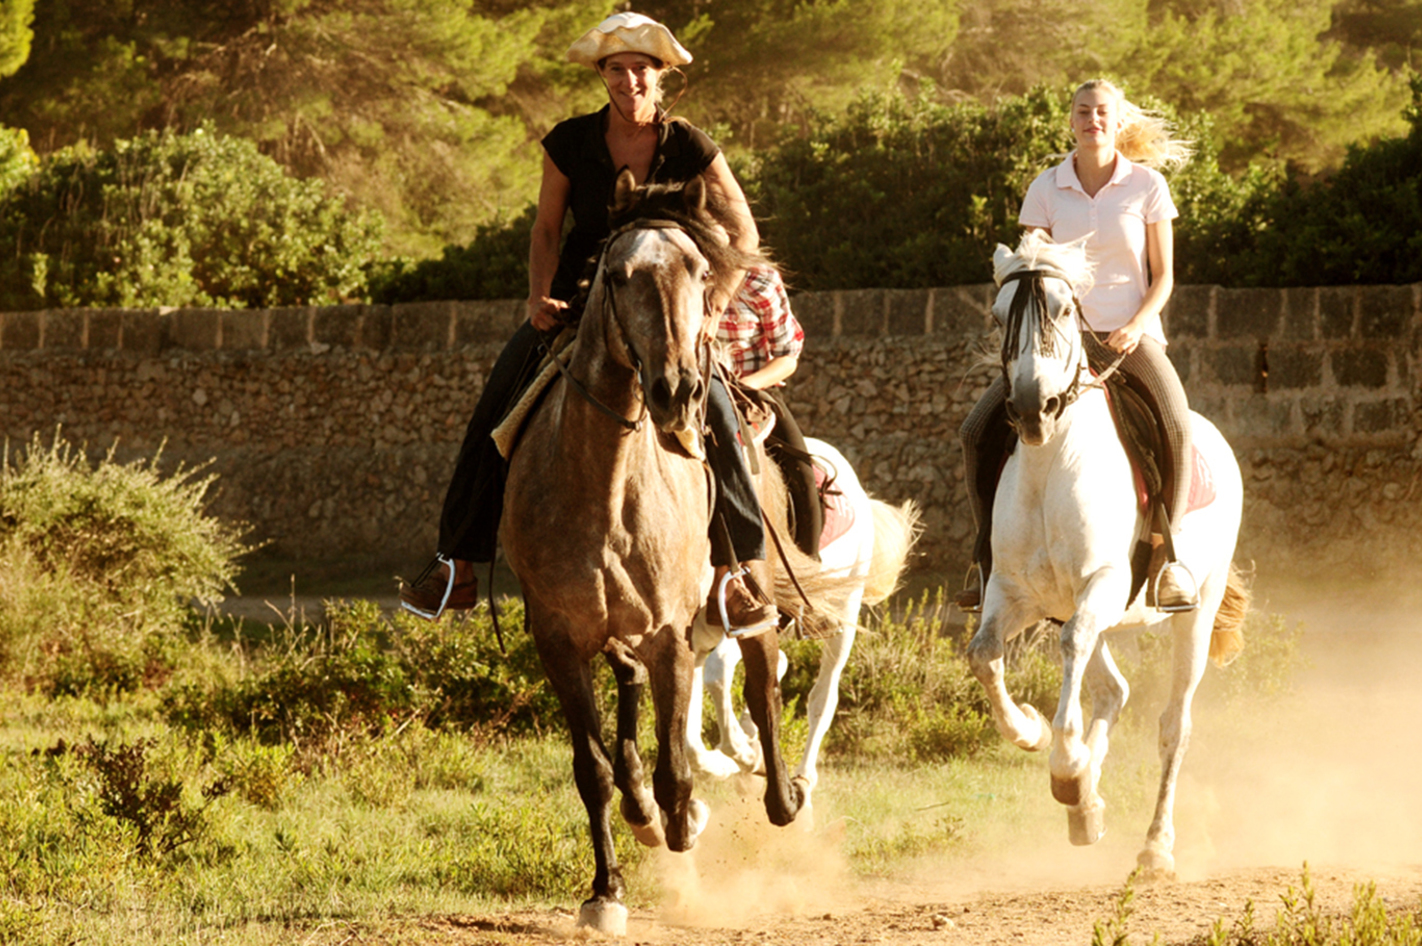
1204,74,1422,287
163,597,564,754
0,125,383,310
0,432,250,696
0,124,36,197
369,203,536,303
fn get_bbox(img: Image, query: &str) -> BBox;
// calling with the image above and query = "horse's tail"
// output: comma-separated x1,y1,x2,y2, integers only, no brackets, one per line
1209,562,1251,667
862,498,922,605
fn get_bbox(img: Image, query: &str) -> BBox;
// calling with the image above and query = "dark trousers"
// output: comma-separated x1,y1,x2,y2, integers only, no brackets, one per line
705,375,766,566
437,321,544,562
436,323,765,567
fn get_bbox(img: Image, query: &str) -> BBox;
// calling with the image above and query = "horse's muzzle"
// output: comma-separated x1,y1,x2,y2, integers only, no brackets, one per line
646,369,704,432
1007,382,1057,446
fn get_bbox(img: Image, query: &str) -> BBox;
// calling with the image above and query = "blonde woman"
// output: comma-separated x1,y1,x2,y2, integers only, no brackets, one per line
959,79,1197,613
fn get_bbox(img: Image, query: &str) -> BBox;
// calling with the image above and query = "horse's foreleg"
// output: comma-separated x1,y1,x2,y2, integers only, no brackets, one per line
604,641,665,848
737,632,805,826
966,603,1052,752
1049,578,1127,846
535,637,626,932
687,641,741,779
646,630,707,852
1138,607,1212,877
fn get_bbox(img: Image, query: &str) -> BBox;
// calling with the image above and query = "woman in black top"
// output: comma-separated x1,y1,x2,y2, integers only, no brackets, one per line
401,13,778,633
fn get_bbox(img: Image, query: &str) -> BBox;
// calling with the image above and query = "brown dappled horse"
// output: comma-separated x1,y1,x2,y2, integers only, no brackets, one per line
500,169,810,933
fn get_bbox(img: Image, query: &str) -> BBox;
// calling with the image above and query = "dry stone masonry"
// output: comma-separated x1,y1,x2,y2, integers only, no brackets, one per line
3,283,1419,583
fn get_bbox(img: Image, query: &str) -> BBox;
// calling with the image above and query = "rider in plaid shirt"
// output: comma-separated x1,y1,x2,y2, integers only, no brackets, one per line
713,264,821,558
715,264,804,386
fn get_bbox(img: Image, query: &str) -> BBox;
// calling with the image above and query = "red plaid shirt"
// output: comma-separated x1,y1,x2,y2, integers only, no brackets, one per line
715,265,804,381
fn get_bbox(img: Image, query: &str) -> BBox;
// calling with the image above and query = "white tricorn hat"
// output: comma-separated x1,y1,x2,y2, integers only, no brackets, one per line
566,12,692,68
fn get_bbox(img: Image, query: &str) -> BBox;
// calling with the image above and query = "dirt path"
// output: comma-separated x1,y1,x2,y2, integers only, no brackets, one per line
228,575,1422,945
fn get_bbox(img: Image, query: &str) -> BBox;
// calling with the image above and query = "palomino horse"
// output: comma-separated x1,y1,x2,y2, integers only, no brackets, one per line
501,170,809,933
965,230,1249,877
687,437,920,805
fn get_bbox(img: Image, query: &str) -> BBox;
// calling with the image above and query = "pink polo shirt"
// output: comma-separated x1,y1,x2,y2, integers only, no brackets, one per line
1019,151,1178,345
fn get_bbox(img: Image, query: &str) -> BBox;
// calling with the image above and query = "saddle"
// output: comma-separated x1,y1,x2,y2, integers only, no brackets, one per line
1097,371,1216,605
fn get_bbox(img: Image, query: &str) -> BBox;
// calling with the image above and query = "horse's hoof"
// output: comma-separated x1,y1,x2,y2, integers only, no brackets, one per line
578,898,628,936
1136,847,1176,881
689,749,742,780
627,817,665,848
1067,800,1106,846
1015,703,1053,752
687,798,710,844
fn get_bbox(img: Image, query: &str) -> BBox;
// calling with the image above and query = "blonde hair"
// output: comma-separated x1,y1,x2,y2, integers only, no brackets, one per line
1073,79,1193,170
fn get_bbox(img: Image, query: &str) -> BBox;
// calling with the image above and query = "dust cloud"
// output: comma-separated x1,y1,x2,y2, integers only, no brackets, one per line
649,777,851,928
1172,573,1422,879
648,571,1422,924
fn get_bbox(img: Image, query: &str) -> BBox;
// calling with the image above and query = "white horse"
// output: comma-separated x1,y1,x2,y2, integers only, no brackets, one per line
686,437,919,804
965,231,1249,877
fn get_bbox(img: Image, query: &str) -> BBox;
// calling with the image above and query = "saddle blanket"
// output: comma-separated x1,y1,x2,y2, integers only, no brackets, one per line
815,462,856,550
1133,445,1217,516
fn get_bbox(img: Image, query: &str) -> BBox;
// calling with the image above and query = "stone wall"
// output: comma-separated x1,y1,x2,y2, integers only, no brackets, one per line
2,283,1419,581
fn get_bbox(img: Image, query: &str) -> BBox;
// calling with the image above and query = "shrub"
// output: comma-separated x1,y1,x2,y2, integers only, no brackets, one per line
0,125,384,310
368,203,536,303
0,431,250,696
162,597,564,756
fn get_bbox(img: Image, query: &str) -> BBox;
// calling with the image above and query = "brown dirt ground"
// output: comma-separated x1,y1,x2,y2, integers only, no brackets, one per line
228,575,1422,945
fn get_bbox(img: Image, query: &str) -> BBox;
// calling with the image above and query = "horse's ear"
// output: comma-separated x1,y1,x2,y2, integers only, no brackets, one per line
992,244,1014,286
683,175,707,213
611,167,638,216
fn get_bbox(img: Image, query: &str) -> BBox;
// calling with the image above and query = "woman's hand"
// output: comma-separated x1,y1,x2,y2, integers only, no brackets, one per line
528,296,569,331
1106,320,1144,354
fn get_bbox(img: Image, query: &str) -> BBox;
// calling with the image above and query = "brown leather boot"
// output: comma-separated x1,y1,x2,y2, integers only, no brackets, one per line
1146,541,1198,613
400,555,479,620
707,562,778,635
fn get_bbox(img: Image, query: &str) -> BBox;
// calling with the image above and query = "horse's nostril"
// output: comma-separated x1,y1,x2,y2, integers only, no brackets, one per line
1044,397,1059,417
649,377,672,409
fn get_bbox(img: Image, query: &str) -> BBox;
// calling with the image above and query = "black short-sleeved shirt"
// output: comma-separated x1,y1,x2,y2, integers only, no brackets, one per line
541,105,720,301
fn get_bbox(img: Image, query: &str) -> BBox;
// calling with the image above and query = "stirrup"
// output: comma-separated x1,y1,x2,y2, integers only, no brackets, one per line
400,552,456,620
718,567,777,639
1149,560,1199,614
956,563,983,614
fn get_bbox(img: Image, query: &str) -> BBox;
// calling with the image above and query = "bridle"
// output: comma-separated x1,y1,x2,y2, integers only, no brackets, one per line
998,267,1127,430
547,217,715,433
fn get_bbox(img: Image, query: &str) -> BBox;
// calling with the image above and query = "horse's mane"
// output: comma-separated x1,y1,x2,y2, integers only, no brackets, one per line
569,174,770,317
994,229,1095,296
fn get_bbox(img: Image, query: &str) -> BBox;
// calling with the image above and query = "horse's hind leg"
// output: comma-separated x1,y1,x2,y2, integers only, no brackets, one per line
1138,606,1212,878
794,594,860,796
737,632,806,826
604,641,666,848
534,633,627,933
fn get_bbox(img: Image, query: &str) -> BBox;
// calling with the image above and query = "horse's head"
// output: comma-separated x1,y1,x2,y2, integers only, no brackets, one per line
992,231,1093,446
588,169,749,433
